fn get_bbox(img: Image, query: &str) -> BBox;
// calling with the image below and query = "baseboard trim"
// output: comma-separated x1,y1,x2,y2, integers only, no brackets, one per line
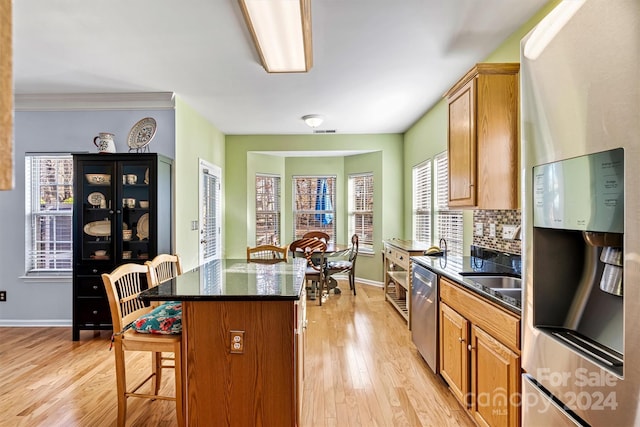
329,274,382,288
0,319,71,327
356,277,383,288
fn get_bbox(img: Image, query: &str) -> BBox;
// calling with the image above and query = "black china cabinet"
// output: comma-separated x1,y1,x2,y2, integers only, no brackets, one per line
72,153,172,340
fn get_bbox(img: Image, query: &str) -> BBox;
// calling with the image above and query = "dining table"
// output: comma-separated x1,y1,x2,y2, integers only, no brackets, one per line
138,258,308,426
289,241,350,297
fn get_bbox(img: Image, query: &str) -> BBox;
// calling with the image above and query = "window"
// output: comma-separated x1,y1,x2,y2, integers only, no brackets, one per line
292,176,336,242
434,151,463,257
25,154,73,275
412,160,432,244
348,173,373,252
255,174,281,245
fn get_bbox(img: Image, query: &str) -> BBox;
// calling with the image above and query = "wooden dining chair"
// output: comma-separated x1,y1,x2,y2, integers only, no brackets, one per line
326,234,359,296
145,253,183,285
302,231,330,243
290,238,328,305
246,244,289,263
102,263,184,427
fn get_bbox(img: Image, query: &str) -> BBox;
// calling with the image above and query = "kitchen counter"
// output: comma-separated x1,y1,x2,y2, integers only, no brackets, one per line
412,249,521,313
139,258,307,302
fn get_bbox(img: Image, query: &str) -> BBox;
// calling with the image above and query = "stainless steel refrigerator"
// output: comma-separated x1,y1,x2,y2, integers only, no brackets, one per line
521,0,640,425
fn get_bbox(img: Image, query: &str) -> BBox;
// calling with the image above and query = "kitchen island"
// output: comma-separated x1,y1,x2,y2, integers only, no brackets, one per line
139,258,308,427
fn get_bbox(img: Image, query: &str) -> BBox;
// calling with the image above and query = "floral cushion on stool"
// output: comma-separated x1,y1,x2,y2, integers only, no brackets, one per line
131,302,182,334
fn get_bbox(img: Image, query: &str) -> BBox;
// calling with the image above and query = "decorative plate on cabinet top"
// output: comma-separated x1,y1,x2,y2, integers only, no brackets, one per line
127,117,157,149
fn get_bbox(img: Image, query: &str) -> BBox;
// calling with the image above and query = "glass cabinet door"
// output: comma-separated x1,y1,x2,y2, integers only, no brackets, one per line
79,161,116,262
120,161,151,261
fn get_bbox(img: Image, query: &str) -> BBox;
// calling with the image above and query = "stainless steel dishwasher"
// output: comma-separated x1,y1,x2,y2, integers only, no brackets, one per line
411,262,438,373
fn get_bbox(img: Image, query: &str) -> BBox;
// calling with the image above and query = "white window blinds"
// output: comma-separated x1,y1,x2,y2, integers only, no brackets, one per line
255,174,281,245
412,160,432,244
25,155,73,274
200,161,222,264
435,151,463,257
348,173,373,252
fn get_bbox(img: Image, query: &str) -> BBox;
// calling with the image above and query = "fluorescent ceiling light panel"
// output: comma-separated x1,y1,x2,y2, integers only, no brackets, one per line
239,0,312,73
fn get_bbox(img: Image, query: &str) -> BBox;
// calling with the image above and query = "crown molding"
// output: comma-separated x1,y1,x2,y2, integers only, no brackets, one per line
14,92,175,111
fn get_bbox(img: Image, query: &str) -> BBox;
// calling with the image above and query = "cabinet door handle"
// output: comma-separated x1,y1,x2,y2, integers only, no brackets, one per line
92,310,98,315
92,285,99,290
458,337,465,343
92,269,98,274
468,344,475,351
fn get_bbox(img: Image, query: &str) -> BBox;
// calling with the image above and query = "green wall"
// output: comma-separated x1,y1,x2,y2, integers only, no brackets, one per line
174,97,225,271
225,133,402,282
401,0,561,252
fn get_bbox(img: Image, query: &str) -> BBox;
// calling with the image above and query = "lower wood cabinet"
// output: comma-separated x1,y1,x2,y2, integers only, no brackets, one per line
439,277,521,427
471,325,520,427
440,302,470,405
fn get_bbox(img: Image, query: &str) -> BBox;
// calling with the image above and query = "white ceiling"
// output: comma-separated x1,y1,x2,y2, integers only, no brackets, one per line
13,0,549,135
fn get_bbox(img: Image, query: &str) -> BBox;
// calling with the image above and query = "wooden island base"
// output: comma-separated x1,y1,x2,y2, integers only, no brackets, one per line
183,299,303,426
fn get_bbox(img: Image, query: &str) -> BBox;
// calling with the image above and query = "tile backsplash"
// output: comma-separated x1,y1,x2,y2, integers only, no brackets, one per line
472,210,522,255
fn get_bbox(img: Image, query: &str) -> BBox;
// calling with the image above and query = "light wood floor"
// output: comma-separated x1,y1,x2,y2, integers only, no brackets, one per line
0,283,474,427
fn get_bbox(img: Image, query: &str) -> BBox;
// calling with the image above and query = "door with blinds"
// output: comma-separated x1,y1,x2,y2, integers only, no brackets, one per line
199,159,221,264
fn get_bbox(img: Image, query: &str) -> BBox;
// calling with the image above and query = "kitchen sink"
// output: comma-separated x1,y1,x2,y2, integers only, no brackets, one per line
491,288,522,302
464,275,522,289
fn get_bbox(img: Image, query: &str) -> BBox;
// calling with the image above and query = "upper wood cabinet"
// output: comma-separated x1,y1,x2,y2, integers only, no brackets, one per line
444,63,520,209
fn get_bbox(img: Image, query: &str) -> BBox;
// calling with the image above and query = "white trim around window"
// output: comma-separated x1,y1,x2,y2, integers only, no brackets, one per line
24,154,73,278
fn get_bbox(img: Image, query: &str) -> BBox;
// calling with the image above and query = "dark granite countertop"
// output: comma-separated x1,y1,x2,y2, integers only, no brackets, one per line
139,258,307,302
411,246,522,314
